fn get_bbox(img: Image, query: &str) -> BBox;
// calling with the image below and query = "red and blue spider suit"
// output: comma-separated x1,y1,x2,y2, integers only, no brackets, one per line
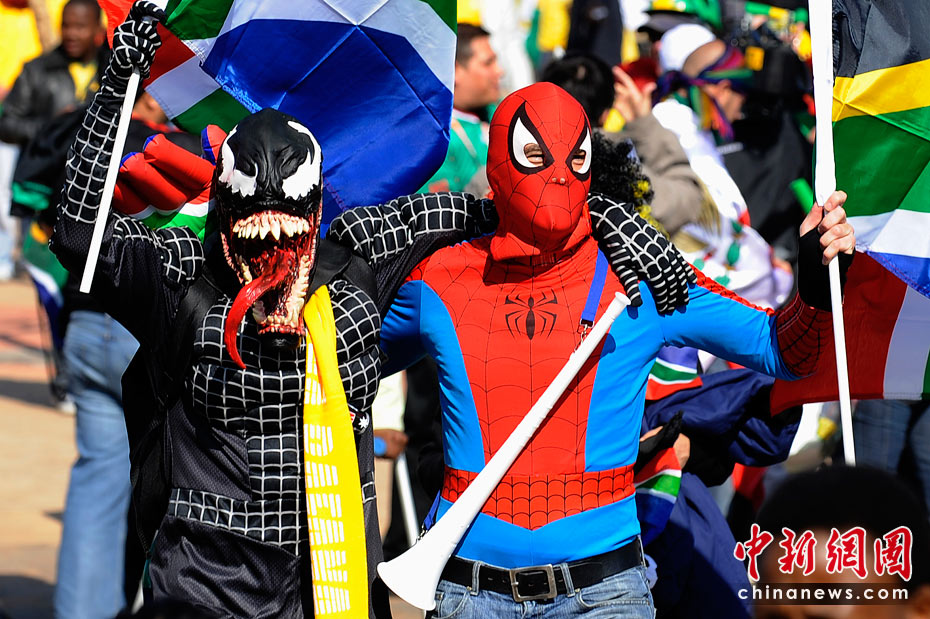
377,83,850,617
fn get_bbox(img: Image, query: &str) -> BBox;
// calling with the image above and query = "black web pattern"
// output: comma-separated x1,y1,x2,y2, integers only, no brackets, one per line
57,81,691,563
587,192,696,313
59,90,205,288
181,278,381,553
115,220,204,287
326,192,497,265
326,189,693,316
61,101,121,225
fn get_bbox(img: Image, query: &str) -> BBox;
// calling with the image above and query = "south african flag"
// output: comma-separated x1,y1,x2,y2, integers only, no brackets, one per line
833,0,930,296
99,0,456,228
771,0,930,409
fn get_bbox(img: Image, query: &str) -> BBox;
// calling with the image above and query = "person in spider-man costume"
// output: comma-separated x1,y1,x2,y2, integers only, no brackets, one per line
378,82,855,618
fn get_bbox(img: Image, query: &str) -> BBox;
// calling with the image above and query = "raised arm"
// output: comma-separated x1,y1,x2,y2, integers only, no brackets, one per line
603,67,703,235
330,188,697,317
660,191,855,379
326,192,497,314
50,2,203,341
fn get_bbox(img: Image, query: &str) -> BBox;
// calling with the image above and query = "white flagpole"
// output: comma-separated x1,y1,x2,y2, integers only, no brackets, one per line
393,453,420,548
809,0,856,465
393,453,427,618
79,70,141,293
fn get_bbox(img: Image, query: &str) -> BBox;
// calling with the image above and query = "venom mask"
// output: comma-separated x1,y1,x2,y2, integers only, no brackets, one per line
215,109,323,369
487,82,593,261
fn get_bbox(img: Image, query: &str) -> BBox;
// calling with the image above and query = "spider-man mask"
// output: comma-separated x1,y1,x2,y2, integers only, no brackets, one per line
487,83,592,261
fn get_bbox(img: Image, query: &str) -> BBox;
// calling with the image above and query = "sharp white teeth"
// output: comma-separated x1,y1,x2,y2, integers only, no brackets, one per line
234,212,313,243
238,258,252,283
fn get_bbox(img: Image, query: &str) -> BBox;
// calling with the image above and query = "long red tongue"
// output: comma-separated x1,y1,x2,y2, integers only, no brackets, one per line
224,251,296,369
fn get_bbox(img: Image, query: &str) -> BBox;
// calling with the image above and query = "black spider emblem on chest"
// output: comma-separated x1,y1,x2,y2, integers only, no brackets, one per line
504,291,559,340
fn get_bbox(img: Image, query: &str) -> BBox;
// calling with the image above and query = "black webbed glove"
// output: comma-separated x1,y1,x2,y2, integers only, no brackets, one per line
796,228,855,311
588,192,696,314
470,197,500,236
101,1,165,99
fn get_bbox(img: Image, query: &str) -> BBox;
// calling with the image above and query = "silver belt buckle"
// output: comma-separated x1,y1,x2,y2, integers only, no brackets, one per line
508,564,558,602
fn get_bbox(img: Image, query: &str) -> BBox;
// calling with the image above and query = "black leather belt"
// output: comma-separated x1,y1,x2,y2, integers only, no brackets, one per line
440,540,644,602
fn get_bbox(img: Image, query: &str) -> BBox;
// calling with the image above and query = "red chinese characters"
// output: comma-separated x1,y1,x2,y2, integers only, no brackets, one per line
825,526,867,579
777,527,818,576
734,523,775,581
874,526,913,581
735,525,914,582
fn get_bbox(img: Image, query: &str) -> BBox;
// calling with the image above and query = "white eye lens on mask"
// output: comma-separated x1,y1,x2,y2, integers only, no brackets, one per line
575,129,591,175
512,115,542,170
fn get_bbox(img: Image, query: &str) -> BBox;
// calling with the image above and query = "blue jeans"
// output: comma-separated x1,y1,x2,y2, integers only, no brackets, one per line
853,399,930,512
0,142,18,278
427,565,655,618
55,311,138,619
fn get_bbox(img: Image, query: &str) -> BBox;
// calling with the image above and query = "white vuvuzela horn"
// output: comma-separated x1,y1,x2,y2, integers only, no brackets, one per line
377,292,631,611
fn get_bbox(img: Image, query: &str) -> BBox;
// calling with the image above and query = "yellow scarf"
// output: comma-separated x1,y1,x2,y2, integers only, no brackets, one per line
302,286,368,616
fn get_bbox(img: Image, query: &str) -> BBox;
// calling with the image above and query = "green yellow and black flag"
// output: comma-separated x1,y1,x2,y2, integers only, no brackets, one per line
832,0,930,294
770,0,930,410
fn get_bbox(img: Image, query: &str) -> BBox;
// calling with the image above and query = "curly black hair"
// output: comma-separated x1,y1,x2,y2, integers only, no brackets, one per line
590,132,665,235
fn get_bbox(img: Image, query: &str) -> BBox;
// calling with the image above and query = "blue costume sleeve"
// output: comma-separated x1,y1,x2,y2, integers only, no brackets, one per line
380,280,426,376
380,278,488,472
657,282,796,381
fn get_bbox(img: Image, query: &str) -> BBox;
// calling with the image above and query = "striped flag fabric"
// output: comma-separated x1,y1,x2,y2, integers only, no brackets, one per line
646,346,702,401
634,448,682,546
100,0,456,226
770,0,930,410
770,253,930,410
832,0,930,296
21,222,69,350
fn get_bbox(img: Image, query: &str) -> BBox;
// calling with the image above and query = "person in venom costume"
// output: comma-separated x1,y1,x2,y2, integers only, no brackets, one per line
367,82,855,617
49,4,695,617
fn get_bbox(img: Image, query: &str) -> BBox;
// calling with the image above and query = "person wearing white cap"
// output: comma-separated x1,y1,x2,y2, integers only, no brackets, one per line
652,24,749,222
657,23,718,72
651,29,794,344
